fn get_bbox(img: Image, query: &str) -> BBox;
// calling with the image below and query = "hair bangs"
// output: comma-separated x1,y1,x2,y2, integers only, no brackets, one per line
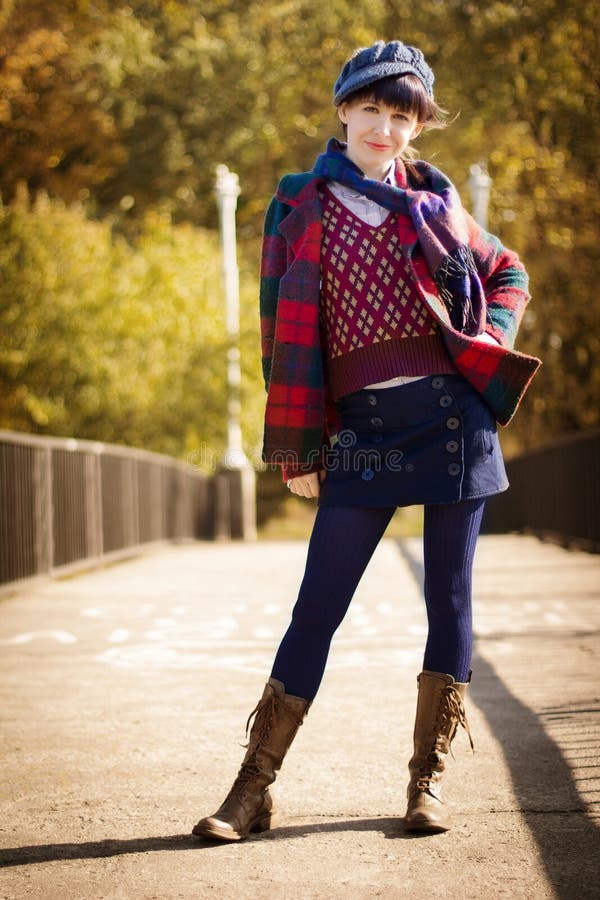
346,74,447,128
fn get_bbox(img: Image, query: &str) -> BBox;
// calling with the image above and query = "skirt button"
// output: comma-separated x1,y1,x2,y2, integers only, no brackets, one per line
446,440,459,453
446,416,460,430
439,394,453,408
370,416,384,427
361,468,375,481
448,463,461,476
367,393,377,406
431,376,445,389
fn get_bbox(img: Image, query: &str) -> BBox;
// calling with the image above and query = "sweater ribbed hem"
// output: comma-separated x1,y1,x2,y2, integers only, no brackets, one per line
327,334,457,401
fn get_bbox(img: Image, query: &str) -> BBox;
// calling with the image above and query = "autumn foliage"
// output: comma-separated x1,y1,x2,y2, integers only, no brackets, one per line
0,0,597,458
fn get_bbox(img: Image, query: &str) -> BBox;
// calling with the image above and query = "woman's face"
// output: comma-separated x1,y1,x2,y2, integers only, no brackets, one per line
337,97,423,180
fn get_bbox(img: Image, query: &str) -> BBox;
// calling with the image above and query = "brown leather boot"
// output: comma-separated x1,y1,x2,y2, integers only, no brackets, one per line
404,670,474,834
192,678,310,842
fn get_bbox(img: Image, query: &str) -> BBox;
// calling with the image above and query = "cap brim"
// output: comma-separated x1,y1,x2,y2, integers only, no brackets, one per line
334,61,430,105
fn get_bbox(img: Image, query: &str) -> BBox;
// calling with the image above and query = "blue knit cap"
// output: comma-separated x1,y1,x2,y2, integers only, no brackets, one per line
333,40,434,105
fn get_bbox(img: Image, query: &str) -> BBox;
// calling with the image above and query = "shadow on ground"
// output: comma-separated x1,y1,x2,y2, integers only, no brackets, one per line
0,817,433,867
470,654,600,900
396,536,600,900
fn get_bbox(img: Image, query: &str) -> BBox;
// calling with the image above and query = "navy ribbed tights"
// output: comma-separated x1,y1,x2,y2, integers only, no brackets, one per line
270,499,485,700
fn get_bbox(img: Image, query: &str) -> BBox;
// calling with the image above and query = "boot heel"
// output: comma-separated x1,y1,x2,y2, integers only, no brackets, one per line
250,810,278,833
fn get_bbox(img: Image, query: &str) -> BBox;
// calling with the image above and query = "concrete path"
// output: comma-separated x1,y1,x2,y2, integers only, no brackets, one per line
0,535,599,899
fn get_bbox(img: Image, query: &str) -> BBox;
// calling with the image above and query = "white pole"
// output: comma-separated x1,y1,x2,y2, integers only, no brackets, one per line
469,161,492,230
215,164,245,469
214,164,256,540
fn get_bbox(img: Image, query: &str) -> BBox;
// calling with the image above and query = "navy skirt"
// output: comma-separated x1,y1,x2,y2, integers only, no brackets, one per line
318,374,508,508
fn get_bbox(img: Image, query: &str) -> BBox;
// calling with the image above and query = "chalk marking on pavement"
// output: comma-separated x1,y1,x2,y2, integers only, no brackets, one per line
96,645,261,671
376,602,394,615
108,628,131,643
144,630,166,641
253,627,275,639
96,645,421,672
0,630,78,645
205,616,239,639
475,639,515,655
153,617,178,628
136,604,155,617
95,637,423,672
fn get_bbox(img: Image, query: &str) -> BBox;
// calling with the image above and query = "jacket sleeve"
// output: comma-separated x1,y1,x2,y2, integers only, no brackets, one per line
465,211,531,350
259,195,326,483
259,195,291,390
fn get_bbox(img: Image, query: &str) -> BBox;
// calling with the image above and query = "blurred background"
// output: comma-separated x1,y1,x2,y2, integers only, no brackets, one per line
0,0,597,538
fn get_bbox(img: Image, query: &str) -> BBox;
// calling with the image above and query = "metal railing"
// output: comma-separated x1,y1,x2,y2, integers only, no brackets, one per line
0,430,213,586
483,429,600,553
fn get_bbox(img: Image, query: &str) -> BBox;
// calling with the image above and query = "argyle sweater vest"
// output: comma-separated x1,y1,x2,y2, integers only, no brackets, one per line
319,188,456,400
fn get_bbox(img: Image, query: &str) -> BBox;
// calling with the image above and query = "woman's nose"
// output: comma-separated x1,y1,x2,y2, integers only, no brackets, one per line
375,117,392,135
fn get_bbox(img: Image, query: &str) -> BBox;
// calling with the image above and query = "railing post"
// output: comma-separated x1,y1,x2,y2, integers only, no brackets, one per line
33,446,46,574
127,457,139,548
44,445,54,573
84,448,102,562
212,473,231,541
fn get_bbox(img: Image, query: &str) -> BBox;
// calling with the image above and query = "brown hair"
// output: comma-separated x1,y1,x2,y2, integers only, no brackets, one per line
340,73,448,130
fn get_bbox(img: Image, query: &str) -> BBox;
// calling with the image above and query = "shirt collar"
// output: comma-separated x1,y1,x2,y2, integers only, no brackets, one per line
334,159,397,199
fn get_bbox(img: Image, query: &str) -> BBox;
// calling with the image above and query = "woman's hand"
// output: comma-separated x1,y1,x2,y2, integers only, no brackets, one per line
287,471,324,499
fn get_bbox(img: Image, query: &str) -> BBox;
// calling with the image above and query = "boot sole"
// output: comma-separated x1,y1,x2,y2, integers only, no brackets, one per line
404,818,450,834
192,812,277,843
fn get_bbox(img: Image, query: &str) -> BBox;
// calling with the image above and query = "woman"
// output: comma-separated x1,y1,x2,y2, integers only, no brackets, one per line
193,39,540,841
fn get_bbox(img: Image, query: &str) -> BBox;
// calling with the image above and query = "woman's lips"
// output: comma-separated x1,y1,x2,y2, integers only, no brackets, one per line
365,141,392,151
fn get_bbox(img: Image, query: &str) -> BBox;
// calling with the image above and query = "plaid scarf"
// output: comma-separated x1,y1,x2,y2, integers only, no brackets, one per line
312,139,486,334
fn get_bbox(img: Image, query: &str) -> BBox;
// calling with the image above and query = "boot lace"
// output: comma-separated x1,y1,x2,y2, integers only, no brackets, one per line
228,689,305,800
415,684,474,792
437,685,475,755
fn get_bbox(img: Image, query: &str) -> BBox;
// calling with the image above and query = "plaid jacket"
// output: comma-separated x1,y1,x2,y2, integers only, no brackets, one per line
260,163,541,478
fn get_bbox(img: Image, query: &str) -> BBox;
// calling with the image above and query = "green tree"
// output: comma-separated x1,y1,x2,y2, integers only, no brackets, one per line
1,0,597,456
0,191,262,462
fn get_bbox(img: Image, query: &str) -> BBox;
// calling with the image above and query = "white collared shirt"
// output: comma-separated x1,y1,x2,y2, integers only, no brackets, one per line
328,162,396,227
